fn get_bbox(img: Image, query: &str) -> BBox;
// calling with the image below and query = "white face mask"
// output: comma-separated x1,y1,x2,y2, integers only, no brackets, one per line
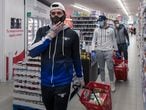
116,24,120,27
99,21,105,28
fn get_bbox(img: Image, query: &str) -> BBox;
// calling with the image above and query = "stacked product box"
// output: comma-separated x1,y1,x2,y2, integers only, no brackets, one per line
13,56,45,110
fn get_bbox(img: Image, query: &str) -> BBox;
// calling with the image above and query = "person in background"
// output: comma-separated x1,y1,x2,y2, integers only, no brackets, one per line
133,27,136,35
114,20,130,61
91,15,118,92
28,2,84,110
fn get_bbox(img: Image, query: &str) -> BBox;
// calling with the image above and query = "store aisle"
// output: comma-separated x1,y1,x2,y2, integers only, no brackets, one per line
68,35,144,110
111,35,144,110
0,36,143,110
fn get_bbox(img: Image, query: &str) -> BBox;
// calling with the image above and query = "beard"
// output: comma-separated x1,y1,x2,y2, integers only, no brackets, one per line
51,15,66,24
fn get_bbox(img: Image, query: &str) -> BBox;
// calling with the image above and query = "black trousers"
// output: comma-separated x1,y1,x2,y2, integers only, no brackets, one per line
41,84,71,110
117,43,128,60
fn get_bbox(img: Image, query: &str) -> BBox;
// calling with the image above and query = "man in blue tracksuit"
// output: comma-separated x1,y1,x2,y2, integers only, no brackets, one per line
28,2,84,110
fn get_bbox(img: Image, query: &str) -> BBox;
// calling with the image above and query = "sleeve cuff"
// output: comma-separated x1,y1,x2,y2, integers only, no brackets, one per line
45,36,52,40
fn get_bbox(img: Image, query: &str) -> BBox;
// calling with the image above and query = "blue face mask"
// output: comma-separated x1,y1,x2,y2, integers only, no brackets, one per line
99,21,105,28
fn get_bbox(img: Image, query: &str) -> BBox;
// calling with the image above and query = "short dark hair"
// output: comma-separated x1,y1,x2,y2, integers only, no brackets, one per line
114,20,119,24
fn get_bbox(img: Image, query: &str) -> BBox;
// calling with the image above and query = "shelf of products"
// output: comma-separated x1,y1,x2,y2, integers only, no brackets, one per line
138,1,146,109
71,16,97,47
80,50,98,85
71,15,99,85
13,56,45,110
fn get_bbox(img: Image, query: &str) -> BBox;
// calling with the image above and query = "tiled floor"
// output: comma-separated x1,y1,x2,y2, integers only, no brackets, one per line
0,36,144,110
68,36,144,110
0,82,13,110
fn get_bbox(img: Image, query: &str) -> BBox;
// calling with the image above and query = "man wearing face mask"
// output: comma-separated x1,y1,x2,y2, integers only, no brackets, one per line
114,20,130,61
91,15,118,92
28,2,84,110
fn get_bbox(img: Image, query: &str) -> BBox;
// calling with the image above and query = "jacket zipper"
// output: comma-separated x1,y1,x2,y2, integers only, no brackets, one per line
51,35,58,87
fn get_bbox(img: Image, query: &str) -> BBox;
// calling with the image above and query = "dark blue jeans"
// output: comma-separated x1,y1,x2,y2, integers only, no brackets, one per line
117,43,128,60
41,84,71,110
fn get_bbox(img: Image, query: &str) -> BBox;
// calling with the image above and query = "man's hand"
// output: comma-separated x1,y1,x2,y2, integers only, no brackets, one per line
46,22,64,39
51,22,64,33
113,50,116,56
73,77,85,88
91,51,96,62
78,77,85,87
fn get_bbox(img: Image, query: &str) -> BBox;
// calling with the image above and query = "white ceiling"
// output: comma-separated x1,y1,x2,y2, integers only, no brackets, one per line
47,0,140,16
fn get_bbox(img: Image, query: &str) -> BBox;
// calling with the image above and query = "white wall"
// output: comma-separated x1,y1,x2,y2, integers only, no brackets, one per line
0,0,25,82
0,0,6,82
5,0,24,57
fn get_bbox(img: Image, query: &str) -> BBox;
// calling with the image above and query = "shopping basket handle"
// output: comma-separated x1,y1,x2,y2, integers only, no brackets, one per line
70,84,81,99
91,89,101,105
72,84,81,89
72,84,101,105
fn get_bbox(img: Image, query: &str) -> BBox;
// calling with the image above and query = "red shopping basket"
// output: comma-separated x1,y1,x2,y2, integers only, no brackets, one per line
113,53,128,81
114,61,128,81
79,82,112,110
113,51,128,66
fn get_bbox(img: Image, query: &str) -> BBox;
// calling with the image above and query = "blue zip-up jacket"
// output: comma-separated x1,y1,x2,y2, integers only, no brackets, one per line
28,25,83,87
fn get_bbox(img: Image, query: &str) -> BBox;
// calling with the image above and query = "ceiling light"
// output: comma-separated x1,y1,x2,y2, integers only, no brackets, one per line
71,3,91,13
117,0,129,16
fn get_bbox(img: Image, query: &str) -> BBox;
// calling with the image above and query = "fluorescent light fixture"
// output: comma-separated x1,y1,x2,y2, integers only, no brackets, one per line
71,3,91,13
128,16,133,24
117,0,129,16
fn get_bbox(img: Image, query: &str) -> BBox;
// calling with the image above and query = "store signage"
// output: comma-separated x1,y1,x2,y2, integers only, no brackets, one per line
27,12,31,17
6,29,23,37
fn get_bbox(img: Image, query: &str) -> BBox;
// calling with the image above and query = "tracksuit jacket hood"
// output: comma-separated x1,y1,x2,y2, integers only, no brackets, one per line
28,25,83,87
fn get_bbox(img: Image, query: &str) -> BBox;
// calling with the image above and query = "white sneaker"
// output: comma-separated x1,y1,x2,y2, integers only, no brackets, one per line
110,82,116,92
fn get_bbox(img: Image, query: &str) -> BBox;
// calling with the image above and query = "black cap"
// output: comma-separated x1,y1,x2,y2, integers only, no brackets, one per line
97,15,108,21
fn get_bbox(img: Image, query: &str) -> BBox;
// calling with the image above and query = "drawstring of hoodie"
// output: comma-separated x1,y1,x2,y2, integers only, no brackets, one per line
49,42,52,59
105,29,106,42
49,26,65,59
49,27,65,86
62,29,65,56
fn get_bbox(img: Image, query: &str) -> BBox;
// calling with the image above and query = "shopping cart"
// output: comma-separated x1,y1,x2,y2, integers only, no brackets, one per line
73,82,112,110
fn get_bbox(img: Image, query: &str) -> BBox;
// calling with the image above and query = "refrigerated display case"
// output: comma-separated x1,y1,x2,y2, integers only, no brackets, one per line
27,17,49,47
27,18,33,46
